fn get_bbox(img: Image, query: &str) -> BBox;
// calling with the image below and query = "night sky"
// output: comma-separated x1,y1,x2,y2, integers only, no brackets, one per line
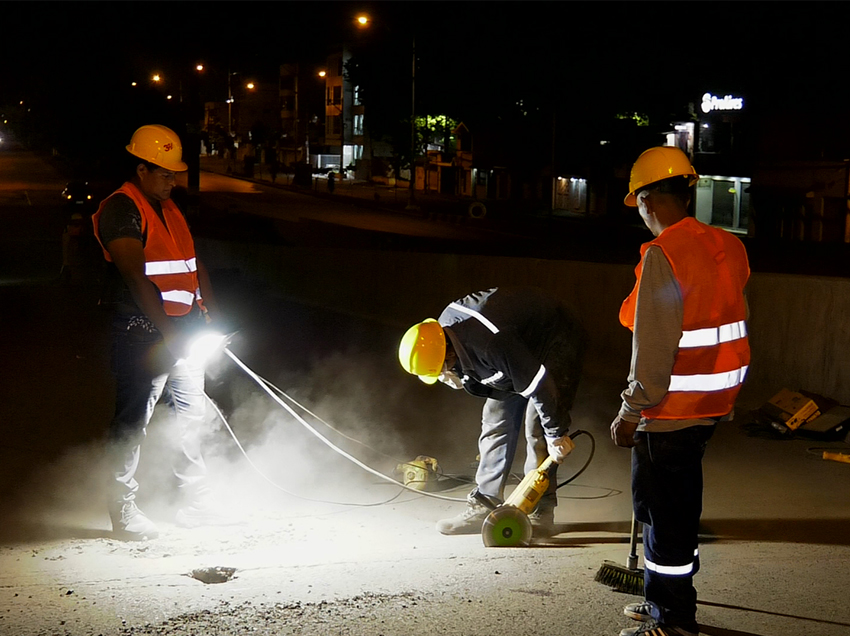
2,1,848,154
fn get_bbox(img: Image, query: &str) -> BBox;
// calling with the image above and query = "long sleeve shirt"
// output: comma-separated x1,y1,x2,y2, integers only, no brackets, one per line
439,288,584,438
619,246,727,432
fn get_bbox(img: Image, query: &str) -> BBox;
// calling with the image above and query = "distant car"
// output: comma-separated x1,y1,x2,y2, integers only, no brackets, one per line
62,181,94,206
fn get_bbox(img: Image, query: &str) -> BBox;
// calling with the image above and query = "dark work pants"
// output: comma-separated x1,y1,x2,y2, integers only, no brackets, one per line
107,314,208,506
632,424,715,632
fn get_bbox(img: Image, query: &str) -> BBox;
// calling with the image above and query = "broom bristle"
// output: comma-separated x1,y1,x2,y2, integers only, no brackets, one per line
594,560,644,596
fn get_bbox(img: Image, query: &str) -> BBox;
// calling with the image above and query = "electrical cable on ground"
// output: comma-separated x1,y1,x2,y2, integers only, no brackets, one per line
223,348,468,503
218,347,603,507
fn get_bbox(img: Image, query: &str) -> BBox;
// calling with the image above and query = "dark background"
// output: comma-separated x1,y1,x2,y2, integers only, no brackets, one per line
3,1,848,166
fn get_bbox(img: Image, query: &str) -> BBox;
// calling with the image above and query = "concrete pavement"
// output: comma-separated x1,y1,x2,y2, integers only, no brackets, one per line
1,148,849,635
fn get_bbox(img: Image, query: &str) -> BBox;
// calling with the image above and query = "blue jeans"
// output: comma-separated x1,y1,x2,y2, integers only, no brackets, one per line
632,424,716,632
107,315,208,505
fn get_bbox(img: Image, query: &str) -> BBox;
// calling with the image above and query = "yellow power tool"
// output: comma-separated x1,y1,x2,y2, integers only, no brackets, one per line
478,456,556,547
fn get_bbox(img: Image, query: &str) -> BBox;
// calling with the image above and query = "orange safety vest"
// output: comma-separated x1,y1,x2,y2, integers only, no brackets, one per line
619,217,750,420
92,182,203,317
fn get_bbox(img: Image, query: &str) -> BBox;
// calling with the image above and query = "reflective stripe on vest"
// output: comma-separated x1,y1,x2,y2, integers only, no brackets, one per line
669,365,749,392
161,290,197,307
145,257,198,276
679,320,747,348
619,218,750,420
92,183,202,317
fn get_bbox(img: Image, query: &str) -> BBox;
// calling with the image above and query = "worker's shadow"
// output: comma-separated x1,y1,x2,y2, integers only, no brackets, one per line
535,516,850,547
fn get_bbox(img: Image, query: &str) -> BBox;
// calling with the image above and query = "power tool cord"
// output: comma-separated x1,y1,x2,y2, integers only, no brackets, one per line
216,348,604,506
222,348,468,503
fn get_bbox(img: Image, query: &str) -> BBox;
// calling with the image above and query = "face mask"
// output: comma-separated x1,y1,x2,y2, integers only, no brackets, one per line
439,369,464,390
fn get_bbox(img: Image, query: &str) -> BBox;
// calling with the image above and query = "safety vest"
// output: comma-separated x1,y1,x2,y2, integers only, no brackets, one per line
620,217,750,420
92,182,203,317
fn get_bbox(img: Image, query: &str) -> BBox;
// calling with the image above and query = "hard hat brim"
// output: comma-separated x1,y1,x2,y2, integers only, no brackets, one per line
624,192,638,207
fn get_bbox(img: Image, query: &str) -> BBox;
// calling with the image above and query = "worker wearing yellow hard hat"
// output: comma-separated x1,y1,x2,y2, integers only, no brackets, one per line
611,147,749,636
398,319,446,384
623,145,699,207
399,287,587,536
91,124,235,540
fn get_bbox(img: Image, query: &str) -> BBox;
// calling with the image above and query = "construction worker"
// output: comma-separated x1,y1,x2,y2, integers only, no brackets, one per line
611,147,750,636
92,125,231,540
399,287,587,536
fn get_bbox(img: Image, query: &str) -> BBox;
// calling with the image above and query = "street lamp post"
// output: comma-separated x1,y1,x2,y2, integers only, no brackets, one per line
356,14,418,210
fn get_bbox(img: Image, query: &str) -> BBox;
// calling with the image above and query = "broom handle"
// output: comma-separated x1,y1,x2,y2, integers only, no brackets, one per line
626,512,639,571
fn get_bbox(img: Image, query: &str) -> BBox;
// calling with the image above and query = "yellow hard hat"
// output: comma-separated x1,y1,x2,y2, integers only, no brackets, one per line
624,146,698,206
398,319,446,384
126,125,188,172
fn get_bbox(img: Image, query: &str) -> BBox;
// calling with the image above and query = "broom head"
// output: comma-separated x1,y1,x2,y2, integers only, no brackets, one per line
594,560,644,596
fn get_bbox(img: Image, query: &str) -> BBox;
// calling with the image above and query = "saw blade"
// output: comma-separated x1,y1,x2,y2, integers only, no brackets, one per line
481,505,532,547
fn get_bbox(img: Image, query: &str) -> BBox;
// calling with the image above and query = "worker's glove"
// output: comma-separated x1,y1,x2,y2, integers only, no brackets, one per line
438,369,464,390
546,435,575,464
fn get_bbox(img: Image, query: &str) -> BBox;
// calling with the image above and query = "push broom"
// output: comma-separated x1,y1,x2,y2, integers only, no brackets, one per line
594,512,644,596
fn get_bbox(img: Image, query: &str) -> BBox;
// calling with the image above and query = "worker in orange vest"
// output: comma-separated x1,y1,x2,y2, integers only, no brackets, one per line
611,147,750,636
92,125,234,540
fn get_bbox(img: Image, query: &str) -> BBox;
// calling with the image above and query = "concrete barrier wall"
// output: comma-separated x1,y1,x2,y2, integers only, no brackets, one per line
197,238,850,405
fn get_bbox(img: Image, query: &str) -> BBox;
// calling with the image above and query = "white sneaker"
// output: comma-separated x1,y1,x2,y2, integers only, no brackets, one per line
436,502,491,535
109,501,159,541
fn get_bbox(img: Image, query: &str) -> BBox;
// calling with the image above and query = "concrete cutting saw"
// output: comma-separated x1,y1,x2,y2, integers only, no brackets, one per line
475,455,556,547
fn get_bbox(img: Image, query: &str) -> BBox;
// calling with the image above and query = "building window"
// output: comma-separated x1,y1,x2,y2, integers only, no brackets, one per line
694,176,750,233
354,144,363,160
354,114,363,136
333,85,342,106
353,85,362,106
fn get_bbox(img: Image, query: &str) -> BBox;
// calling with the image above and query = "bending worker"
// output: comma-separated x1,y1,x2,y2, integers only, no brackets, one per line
611,147,750,636
399,287,587,536
92,124,230,540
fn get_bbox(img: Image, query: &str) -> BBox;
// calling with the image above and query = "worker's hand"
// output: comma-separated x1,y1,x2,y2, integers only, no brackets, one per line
610,416,638,448
546,435,575,464
438,369,464,390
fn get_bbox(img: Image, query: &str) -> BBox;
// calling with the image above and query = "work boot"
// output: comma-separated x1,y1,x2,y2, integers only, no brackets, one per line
436,498,493,535
623,601,652,622
528,507,556,537
109,501,159,541
619,620,698,636
176,493,241,529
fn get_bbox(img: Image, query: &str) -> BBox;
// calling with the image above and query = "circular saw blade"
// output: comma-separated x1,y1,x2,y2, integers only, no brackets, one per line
481,505,532,547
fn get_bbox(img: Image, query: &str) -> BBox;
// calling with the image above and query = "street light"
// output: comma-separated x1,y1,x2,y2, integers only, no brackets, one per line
355,13,418,210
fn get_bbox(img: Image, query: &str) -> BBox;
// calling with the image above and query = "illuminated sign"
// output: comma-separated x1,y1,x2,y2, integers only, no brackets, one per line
700,93,744,114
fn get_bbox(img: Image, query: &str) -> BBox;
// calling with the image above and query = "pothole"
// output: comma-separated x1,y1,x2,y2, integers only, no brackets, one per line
187,566,238,584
